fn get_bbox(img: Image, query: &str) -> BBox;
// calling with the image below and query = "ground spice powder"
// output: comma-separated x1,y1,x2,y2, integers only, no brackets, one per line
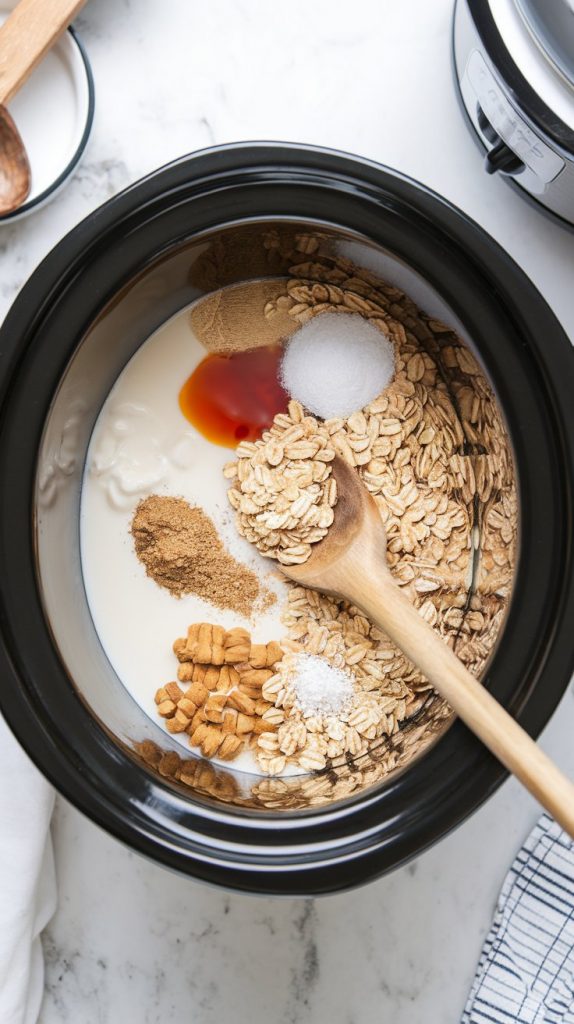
131,495,270,617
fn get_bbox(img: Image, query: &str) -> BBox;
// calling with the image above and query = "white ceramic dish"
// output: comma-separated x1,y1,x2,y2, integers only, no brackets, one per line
0,5,94,224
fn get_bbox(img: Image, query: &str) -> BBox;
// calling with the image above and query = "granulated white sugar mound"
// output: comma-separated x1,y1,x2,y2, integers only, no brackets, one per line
280,312,395,420
288,653,355,717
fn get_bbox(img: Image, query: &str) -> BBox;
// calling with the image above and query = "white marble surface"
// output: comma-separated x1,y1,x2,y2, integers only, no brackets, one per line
1,0,574,1021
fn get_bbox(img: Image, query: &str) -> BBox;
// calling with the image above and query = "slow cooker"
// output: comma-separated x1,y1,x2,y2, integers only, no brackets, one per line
0,144,573,895
453,0,574,225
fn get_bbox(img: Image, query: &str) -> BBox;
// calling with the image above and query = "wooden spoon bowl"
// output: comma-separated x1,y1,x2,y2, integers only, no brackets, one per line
0,107,31,215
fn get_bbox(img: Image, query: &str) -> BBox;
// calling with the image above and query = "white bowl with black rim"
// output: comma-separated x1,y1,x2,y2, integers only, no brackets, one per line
0,3,94,224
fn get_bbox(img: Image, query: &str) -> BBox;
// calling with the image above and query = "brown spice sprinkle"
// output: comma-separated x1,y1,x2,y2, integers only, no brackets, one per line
131,495,274,618
155,622,284,762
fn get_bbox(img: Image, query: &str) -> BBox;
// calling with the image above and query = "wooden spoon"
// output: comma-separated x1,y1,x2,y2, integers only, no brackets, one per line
0,0,86,216
284,456,574,837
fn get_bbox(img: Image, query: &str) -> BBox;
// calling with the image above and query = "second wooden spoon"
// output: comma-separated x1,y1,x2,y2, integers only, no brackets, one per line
0,0,86,215
283,456,574,838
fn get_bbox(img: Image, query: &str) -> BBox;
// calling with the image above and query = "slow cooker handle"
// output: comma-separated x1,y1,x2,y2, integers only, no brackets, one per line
477,106,524,176
484,139,524,175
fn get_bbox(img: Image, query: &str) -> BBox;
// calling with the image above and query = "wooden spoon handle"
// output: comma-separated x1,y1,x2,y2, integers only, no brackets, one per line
358,573,574,837
0,0,86,106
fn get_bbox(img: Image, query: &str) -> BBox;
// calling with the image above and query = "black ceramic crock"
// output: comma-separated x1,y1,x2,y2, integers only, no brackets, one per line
0,144,573,896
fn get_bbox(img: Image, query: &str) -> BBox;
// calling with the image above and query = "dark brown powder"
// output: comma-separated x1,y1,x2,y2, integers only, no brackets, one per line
131,495,272,617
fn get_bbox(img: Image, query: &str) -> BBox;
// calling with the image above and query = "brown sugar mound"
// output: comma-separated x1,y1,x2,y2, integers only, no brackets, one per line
131,495,271,617
189,278,296,354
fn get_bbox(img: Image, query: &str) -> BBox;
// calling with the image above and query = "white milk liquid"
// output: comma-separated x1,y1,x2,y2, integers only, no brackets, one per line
80,305,290,775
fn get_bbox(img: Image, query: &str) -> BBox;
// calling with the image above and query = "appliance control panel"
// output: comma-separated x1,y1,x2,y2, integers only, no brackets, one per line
466,50,565,183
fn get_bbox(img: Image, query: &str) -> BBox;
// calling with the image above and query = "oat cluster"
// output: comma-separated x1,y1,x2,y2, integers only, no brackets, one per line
225,399,337,565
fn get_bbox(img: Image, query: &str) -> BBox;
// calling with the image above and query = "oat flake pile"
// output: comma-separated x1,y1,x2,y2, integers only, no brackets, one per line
219,245,517,777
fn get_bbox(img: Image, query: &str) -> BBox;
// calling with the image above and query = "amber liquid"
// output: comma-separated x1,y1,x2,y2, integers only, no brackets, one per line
179,345,289,448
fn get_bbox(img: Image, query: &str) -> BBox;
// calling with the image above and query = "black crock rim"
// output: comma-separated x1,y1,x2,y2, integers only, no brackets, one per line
0,142,573,896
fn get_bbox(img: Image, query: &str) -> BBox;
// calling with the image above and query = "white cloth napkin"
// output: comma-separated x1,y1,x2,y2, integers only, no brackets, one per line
0,714,56,1024
463,813,574,1023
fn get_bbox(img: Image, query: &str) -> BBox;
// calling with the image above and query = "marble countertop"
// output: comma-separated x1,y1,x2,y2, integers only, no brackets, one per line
1,0,574,1021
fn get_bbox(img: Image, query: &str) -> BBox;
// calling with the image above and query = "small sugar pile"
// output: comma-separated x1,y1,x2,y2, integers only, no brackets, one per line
289,653,354,716
280,312,395,420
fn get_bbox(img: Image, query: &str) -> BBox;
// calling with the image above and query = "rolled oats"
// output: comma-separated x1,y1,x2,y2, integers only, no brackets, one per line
155,240,517,787
244,253,516,778
226,401,336,564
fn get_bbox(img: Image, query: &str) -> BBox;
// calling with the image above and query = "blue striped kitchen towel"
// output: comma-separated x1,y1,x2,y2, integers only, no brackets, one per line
462,813,574,1024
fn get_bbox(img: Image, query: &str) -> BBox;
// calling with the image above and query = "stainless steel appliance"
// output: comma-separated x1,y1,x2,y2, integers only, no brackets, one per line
454,0,574,224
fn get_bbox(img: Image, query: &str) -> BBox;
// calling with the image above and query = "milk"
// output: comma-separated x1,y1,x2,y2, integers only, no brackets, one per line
80,305,289,775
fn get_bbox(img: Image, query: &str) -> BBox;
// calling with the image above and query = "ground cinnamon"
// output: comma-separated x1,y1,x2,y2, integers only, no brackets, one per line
131,495,272,617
